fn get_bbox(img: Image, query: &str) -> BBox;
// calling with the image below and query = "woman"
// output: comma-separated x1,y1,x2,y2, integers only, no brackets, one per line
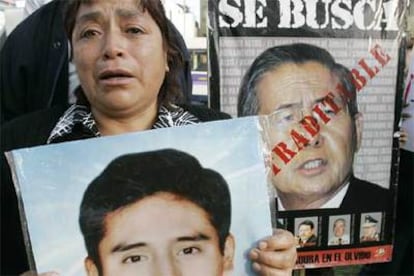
1,0,296,275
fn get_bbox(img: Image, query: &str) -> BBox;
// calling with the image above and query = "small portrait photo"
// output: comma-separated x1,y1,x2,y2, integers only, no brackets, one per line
295,217,319,248
328,215,351,246
360,212,382,243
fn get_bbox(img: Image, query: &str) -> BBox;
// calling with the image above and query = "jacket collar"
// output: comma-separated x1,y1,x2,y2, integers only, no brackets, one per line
47,104,200,144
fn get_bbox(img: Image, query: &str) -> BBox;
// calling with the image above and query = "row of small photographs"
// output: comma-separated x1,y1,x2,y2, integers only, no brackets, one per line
280,212,383,248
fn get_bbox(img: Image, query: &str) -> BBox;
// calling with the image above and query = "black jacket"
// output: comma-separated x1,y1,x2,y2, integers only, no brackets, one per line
0,0,68,123
340,175,392,212
0,105,230,275
340,176,395,246
0,0,193,123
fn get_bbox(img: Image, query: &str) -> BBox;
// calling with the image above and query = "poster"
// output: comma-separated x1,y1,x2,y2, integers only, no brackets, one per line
209,0,408,268
6,117,272,276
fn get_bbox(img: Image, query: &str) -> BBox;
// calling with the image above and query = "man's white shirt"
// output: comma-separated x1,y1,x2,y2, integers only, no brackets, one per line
328,234,350,245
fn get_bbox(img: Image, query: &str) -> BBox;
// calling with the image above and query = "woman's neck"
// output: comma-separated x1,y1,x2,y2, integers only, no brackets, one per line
92,104,158,136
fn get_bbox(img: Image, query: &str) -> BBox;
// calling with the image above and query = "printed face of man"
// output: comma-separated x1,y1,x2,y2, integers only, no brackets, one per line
72,0,168,119
85,192,234,276
257,61,362,210
362,225,377,238
298,224,314,241
333,220,346,237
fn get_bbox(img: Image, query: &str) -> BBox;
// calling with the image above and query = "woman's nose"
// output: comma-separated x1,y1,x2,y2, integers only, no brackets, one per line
102,31,125,60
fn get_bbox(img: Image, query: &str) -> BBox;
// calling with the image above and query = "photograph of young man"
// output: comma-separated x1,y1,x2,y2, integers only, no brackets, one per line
79,149,235,276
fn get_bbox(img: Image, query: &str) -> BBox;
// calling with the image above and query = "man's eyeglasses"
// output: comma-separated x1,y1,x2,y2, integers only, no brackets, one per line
267,94,348,129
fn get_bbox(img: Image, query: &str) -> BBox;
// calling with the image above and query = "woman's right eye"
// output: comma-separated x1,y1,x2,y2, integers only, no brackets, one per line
80,29,99,39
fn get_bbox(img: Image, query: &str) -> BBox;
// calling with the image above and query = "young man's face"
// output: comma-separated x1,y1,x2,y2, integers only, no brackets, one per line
85,192,234,276
257,61,362,210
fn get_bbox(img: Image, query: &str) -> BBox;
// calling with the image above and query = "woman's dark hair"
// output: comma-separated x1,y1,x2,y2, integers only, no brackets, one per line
63,0,184,107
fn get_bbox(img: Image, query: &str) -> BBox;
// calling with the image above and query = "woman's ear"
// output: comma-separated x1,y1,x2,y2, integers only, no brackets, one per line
85,257,99,276
223,234,235,272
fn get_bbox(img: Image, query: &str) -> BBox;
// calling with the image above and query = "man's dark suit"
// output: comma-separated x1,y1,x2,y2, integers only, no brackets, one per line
298,234,317,247
340,175,393,212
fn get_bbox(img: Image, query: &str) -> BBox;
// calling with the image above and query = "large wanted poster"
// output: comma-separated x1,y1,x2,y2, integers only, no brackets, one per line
6,118,272,276
210,0,407,268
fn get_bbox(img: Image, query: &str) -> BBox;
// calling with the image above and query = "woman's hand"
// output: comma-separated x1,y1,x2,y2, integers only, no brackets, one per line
249,229,297,275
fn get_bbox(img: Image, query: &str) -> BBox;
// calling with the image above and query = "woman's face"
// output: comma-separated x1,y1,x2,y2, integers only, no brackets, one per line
72,0,168,118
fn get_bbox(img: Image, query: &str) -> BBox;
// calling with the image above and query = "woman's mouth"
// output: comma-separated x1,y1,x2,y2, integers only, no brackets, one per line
99,69,134,86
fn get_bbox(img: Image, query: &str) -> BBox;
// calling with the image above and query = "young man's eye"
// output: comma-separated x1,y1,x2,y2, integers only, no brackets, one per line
178,246,201,256
122,255,148,263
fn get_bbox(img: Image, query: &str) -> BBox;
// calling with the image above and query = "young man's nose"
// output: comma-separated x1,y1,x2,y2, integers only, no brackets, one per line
155,257,181,276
